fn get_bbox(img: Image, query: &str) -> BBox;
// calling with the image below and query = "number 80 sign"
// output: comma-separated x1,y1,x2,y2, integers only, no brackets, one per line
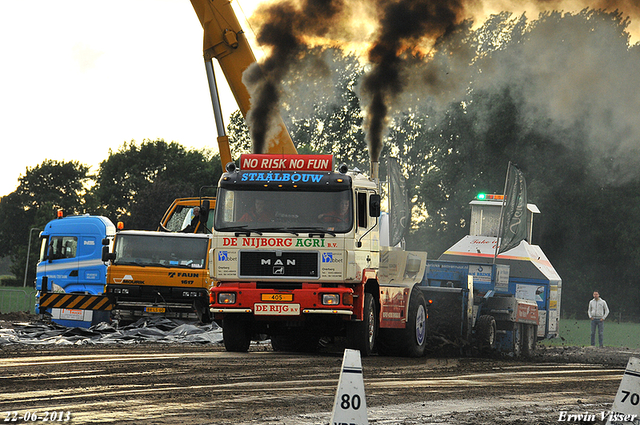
330,349,368,425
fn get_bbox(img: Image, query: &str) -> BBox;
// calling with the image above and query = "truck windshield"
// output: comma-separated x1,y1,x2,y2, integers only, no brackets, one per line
163,205,215,232
113,234,208,268
214,188,353,233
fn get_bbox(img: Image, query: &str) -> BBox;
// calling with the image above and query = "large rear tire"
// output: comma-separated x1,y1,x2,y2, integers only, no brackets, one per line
476,314,496,354
222,315,251,352
346,292,378,356
513,323,523,357
523,324,537,358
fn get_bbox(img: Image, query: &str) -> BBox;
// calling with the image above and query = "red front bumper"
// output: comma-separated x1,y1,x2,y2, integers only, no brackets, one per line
209,282,355,318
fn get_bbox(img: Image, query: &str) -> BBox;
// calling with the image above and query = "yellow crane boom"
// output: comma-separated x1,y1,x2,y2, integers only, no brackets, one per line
190,0,297,163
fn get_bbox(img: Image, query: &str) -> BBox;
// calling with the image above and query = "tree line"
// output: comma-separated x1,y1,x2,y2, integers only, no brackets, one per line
0,141,223,286
1,9,639,320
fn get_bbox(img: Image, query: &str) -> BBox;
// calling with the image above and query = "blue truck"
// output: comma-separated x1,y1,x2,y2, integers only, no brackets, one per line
36,215,116,327
420,194,562,357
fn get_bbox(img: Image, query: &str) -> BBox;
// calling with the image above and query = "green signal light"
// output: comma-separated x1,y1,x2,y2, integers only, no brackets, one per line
477,193,487,200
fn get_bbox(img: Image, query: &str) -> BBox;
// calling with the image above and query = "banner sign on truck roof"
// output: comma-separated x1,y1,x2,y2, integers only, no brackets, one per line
240,154,333,172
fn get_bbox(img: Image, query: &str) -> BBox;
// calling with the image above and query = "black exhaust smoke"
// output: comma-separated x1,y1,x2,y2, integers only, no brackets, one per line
362,0,465,163
247,0,466,161
245,0,344,154
247,0,638,162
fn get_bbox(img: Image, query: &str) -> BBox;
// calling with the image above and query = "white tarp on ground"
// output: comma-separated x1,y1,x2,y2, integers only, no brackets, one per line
0,317,223,345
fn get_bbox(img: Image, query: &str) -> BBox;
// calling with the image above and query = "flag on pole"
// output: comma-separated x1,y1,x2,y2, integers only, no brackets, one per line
498,163,528,254
388,157,410,247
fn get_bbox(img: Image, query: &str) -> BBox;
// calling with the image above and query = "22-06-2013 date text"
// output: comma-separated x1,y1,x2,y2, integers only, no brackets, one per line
3,411,71,423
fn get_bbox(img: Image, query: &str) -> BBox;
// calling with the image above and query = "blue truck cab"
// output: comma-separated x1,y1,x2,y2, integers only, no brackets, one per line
36,215,116,327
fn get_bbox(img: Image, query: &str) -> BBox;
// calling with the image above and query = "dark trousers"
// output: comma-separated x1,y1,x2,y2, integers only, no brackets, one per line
590,319,604,347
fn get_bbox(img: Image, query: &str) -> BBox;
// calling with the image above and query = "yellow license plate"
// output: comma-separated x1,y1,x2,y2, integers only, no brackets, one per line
261,293,293,302
145,306,166,313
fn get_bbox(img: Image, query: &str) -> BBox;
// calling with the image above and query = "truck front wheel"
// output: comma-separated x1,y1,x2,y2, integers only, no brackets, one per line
346,292,377,356
222,314,251,352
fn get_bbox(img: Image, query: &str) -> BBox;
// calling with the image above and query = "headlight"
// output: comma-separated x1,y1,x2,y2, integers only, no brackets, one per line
217,292,236,304
322,294,340,305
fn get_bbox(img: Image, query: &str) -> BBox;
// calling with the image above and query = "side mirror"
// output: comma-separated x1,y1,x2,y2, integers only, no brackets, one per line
369,194,381,218
102,246,115,262
200,200,210,224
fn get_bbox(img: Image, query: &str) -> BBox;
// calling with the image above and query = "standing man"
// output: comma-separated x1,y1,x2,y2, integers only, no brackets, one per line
588,291,609,347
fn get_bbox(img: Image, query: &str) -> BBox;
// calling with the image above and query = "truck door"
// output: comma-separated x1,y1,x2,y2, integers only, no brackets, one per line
41,235,80,292
76,233,107,293
355,190,380,264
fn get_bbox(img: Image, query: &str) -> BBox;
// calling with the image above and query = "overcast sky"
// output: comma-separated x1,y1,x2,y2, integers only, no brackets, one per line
0,0,263,197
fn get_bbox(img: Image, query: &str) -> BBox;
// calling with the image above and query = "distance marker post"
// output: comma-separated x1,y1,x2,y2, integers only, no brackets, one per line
606,357,640,425
330,349,368,425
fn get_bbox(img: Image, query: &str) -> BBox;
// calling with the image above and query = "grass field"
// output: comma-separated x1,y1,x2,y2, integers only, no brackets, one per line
542,319,640,349
0,286,37,314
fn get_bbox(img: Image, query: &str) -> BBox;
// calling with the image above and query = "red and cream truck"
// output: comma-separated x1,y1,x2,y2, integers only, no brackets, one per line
208,154,429,357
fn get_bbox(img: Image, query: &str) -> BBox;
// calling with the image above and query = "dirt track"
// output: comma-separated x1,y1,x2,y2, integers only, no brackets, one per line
1,333,637,425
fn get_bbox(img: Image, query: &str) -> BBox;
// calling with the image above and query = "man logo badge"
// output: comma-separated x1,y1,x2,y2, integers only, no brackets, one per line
273,266,285,275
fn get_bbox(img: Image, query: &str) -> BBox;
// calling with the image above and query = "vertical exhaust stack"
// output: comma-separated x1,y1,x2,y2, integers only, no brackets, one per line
370,160,379,182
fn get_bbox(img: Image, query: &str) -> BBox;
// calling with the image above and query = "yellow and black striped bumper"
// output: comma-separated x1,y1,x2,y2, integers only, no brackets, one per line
39,293,113,311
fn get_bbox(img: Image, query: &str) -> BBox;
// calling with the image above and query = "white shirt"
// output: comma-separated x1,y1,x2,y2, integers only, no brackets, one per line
588,298,609,320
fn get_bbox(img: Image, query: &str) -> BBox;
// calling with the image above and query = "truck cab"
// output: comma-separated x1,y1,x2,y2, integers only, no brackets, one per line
104,230,214,323
36,215,116,327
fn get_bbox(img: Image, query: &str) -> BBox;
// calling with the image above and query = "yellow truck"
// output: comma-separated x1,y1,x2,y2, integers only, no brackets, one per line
102,230,215,323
